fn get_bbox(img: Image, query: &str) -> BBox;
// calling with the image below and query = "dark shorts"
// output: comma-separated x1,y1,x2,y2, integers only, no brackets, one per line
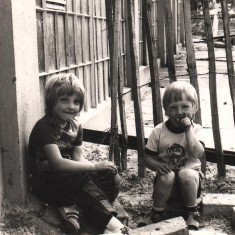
30,170,120,231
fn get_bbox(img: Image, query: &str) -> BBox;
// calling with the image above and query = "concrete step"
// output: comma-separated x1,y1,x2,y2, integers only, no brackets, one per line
130,217,188,235
230,207,235,227
202,193,235,216
37,199,129,234
189,227,227,235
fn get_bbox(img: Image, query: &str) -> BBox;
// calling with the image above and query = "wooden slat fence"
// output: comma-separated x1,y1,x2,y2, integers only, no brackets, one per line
36,0,114,114
35,0,235,178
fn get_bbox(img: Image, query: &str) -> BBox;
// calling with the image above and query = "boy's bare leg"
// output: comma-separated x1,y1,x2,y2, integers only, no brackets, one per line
178,168,199,207
178,168,200,230
153,171,175,210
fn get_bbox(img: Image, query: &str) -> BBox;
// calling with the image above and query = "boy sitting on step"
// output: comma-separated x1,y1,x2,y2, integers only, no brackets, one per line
28,73,128,234
144,81,205,230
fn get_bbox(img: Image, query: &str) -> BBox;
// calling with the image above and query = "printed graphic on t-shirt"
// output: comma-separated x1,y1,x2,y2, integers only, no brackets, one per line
60,129,77,143
167,143,186,170
58,128,78,158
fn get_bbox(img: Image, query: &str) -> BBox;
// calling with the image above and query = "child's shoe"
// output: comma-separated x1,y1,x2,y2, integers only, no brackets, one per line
151,209,167,223
58,206,81,234
65,215,80,234
185,211,200,230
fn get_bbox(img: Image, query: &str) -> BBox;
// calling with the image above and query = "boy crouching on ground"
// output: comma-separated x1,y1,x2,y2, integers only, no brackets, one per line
144,81,205,230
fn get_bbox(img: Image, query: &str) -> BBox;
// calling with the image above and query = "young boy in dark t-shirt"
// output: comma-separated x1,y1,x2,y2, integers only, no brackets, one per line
28,73,128,234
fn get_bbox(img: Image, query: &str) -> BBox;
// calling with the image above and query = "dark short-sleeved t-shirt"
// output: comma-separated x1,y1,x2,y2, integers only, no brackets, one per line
28,114,83,172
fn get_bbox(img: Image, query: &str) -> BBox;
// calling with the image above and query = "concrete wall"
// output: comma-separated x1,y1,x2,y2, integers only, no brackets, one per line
0,0,41,204
0,150,3,219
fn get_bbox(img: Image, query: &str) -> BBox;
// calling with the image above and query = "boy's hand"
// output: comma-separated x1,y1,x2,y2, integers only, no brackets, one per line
156,163,172,176
94,161,117,173
180,116,192,131
177,112,192,132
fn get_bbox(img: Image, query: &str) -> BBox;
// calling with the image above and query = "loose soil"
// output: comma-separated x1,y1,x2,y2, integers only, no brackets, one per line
1,36,235,234
1,143,235,234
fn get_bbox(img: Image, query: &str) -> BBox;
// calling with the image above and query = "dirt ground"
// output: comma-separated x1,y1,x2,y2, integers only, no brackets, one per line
1,142,235,234
1,40,235,234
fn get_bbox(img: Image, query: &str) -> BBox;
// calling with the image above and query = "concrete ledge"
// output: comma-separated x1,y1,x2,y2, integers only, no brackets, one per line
130,217,188,235
231,207,235,227
189,228,227,235
202,193,235,215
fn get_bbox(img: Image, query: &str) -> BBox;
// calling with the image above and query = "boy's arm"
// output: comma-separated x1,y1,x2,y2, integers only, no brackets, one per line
180,117,205,159
144,151,171,175
43,144,117,173
72,146,89,162
185,127,205,159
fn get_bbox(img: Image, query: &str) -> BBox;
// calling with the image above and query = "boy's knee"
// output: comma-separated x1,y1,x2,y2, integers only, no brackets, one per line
113,173,121,189
178,168,199,184
156,171,175,185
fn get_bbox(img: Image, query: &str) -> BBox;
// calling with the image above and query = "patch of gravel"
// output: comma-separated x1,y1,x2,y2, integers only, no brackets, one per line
1,142,235,234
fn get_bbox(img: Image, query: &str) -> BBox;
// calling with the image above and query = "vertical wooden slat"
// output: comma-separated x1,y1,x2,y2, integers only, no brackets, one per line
118,2,128,171
65,13,69,67
96,14,104,103
96,20,102,59
157,0,167,66
102,3,108,99
183,0,202,125
42,1,49,72
81,17,87,63
47,13,56,71
203,0,225,177
76,16,82,64
127,0,146,177
172,0,177,53
102,1,109,99
179,0,185,47
86,65,92,110
103,60,109,100
73,0,79,65
139,1,143,65
55,12,60,69
118,54,128,171
177,0,181,46
105,0,113,87
102,18,109,99
36,12,45,72
106,0,121,168
90,0,97,108
68,15,76,65
143,0,163,126
118,54,128,170
163,0,176,82
58,14,66,68
97,62,104,103
221,0,235,126
82,66,88,112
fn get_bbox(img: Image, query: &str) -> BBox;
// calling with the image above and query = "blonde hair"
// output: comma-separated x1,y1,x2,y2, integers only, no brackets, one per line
163,81,198,113
45,73,85,114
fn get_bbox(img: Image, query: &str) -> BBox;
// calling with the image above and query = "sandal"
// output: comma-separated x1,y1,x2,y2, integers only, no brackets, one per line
65,215,80,234
58,206,81,234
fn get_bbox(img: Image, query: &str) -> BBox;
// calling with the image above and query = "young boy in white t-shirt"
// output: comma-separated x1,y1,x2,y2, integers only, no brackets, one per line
145,81,205,230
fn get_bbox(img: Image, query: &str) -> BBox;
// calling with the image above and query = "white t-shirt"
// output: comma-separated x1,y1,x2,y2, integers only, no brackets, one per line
145,121,204,170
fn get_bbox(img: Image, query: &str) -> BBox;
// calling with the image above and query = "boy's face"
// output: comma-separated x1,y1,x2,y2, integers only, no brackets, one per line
166,94,195,128
52,94,80,127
